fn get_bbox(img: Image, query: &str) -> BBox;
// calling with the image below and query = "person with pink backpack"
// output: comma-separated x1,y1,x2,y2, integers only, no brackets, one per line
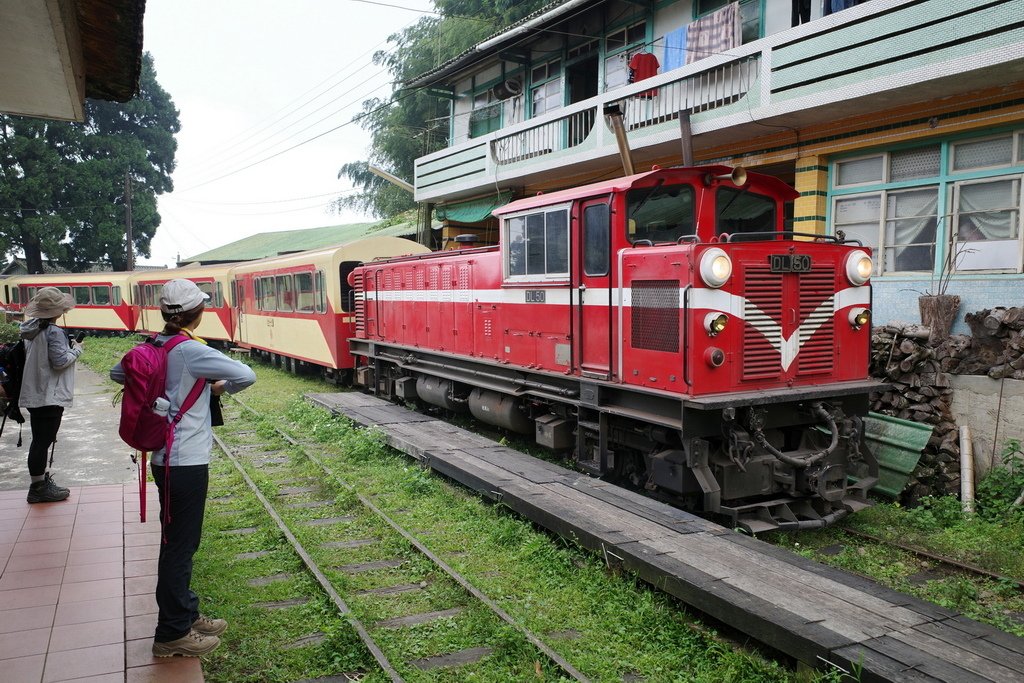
111,279,256,658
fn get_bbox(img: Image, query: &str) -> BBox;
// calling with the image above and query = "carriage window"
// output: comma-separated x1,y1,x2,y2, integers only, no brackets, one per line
584,204,610,276
91,286,111,305
504,206,570,280
316,270,327,313
294,272,315,313
259,277,276,311
56,286,71,295
27,287,37,299
73,287,91,305
216,282,224,308
143,285,153,306
11,288,19,304
276,275,293,312
626,184,695,243
197,282,216,307
716,188,776,238
112,287,122,306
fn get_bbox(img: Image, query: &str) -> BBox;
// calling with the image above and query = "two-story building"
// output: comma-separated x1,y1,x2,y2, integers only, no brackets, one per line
407,0,1024,328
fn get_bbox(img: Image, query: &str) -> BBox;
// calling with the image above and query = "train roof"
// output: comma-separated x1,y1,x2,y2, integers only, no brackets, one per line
228,236,430,273
492,166,799,217
5,271,134,284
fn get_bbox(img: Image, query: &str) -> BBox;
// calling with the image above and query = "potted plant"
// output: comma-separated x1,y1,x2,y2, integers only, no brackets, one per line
918,242,970,344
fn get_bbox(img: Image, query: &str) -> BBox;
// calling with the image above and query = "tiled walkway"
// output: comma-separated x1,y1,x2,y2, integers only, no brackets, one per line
0,483,203,682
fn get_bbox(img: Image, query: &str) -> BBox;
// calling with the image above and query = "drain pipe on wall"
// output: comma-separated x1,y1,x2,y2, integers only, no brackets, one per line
604,103,634,177
960,425,975,514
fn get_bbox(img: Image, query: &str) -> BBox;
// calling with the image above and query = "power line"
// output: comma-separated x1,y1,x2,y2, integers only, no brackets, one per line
168,188,358,207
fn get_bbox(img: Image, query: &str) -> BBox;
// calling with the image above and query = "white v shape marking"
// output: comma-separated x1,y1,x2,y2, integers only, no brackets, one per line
745,296,836,371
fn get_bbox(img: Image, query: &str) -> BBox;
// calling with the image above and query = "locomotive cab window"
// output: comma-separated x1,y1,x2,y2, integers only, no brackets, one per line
716,187,776,239
626,183,695,243
504,204,570,281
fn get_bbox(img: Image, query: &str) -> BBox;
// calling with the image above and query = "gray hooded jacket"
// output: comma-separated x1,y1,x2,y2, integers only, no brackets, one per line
19,318,82,409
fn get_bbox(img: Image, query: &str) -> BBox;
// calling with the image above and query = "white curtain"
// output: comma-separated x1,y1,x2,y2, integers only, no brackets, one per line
956,179,1019,240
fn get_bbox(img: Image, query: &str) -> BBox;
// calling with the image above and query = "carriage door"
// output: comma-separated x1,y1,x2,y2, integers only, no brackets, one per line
576,199,612,378
233,279,246,343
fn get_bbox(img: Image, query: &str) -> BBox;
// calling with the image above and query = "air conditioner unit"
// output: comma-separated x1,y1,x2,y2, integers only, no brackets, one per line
491,79,523,100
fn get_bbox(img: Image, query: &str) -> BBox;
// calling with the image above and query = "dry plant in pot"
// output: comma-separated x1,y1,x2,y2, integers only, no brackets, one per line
918,242,972,344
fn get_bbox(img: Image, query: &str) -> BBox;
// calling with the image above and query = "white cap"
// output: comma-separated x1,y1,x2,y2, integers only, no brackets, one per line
159,278,209,314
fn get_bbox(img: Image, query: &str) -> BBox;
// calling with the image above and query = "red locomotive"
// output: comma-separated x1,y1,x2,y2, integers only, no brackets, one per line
351,166,881,532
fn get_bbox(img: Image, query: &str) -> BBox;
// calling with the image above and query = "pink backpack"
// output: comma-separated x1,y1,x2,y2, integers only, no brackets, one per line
119,336,205,525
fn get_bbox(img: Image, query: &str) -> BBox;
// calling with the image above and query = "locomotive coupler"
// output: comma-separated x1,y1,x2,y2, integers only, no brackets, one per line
749,402,839,469
802,462,847,502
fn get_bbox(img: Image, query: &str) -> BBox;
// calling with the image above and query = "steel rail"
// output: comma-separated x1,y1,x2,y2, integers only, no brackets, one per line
212,431,404,683
226,395,592,683
838,526,1024,591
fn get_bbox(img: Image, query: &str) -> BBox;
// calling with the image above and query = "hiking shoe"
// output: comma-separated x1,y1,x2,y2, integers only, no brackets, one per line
192,614,227,636
152,630,221,657
27,474,70,504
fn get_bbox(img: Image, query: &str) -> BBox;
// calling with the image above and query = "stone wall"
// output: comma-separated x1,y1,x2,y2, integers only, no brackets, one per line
949,375,1024,478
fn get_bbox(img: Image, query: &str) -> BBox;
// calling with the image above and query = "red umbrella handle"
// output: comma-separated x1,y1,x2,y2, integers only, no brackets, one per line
139,451,148,523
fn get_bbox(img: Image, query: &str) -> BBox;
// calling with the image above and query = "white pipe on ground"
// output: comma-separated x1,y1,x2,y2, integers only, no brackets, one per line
960,425,975,514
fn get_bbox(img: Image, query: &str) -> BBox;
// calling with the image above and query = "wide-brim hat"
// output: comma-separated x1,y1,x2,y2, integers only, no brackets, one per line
24,287,75,319
159,278,210,314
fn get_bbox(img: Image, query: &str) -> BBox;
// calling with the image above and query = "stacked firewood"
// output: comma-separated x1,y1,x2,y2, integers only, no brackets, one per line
958,307,1024,378
869,323,964,501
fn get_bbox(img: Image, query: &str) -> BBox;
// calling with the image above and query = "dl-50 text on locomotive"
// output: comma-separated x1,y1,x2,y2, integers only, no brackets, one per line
1,166,881,532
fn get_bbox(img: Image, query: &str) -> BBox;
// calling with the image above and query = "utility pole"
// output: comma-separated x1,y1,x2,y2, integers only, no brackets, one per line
124,172,134,271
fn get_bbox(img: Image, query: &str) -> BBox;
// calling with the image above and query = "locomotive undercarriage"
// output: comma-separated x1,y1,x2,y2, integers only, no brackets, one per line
350,340,880,534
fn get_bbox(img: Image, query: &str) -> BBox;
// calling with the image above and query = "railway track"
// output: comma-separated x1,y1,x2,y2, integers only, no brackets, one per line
213,397,591,682
833,526,1024,592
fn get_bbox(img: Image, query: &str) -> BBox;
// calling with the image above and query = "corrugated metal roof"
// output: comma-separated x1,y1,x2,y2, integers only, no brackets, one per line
404,0,605,89
181,219,425,264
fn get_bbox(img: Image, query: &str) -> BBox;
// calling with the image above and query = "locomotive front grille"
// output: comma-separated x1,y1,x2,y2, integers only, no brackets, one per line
631,280,679,353
742,262,837,381
796,270,835,376
742,266,783,380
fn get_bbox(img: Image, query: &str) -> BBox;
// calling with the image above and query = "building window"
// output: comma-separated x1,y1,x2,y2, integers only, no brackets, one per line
695,0,760,45
530,59,561,117
831,132,1024,275
952,177,1020,271
604,21,647,91
505,205,570,280
470,92,501,138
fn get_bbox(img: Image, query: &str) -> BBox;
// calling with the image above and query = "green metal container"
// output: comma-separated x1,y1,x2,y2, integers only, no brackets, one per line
860,412,935,498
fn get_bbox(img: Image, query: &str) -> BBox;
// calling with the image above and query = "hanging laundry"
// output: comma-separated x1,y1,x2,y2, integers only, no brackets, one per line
792,0,811,25
662,26,687,72
628,51,660,98
686,3,741,65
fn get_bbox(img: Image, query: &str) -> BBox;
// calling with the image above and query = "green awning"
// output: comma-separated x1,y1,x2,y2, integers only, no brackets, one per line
435,192,513,224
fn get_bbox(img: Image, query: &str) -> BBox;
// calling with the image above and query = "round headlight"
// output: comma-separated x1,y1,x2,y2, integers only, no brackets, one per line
700,248,732,289
848,307,870,328
845,250,873,285
704,312,728,336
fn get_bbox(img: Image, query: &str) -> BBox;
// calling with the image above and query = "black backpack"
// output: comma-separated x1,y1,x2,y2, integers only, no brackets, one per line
0,340,27,440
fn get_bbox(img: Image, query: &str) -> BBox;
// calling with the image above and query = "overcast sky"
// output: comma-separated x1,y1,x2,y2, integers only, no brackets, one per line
141,0,437,266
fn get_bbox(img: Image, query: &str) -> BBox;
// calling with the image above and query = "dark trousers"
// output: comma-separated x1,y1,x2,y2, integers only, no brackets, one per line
27,406,64,477
151,463,209,642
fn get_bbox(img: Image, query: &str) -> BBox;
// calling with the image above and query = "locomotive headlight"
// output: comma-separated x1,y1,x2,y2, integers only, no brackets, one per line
848,307,871,329
845,250,873,285
704,312,728,336
700,248,732,289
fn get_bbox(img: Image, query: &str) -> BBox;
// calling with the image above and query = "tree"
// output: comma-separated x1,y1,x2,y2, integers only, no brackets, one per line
337,0,548,218
0,53,179,272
